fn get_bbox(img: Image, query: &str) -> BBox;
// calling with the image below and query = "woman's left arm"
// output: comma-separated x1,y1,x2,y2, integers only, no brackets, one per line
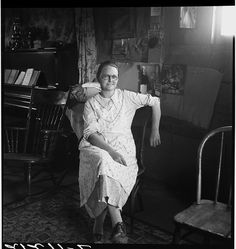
124,90,161,147
150,98,161,147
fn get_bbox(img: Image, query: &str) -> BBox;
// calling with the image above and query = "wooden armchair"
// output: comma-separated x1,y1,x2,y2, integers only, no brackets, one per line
3,88,71,205
127,106,151,233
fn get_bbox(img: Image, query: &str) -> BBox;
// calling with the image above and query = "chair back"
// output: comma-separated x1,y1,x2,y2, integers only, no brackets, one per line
197,126,232,206
4,127,28,153
131,106,151,175
28,88,70,155
32,89,69,128
4,88,71,157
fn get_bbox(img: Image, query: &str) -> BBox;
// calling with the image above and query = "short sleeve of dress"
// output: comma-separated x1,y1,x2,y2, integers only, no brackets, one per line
124,90,160,109
82,99,101,139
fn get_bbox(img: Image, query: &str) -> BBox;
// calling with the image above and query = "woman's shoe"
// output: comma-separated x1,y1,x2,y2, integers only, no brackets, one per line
92,233,103,244
110,222,128,244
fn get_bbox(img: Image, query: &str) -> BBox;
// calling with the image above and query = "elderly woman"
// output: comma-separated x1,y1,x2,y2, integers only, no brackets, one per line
79,61,161,243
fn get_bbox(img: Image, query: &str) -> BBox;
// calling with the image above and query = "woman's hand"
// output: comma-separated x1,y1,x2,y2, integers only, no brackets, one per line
150,128,161,147
149,96,161,147
109,150,127,166
88,133,127,166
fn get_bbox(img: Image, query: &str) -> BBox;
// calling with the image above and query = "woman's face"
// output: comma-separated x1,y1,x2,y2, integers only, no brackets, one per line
99,65,119,92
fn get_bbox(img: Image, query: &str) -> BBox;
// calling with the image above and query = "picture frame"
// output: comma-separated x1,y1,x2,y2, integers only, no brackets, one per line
161,64,186,95
179,7,197,29
105,7,136,39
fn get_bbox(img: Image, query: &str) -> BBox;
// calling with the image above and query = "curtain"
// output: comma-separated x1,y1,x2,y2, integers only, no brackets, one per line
74,8,97,84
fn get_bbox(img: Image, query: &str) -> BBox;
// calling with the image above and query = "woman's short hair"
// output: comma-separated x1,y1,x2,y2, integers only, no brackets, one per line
96,61,119,82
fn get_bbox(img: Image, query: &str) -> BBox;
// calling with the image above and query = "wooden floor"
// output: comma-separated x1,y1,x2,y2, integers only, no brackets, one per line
3,166,231,246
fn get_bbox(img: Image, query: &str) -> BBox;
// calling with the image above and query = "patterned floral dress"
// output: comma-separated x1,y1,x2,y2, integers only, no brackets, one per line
79,89,160,218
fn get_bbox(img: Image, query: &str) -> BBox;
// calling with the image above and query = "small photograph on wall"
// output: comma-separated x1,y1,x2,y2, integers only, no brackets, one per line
112,38,148,62
180,7,197,29
161,64,186,95
112,39,129,61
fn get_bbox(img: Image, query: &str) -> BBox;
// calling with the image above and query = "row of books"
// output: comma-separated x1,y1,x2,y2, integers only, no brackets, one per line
4,68,42,87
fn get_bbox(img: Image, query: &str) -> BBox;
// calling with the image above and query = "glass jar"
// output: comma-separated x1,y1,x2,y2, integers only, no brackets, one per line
9,17,23,50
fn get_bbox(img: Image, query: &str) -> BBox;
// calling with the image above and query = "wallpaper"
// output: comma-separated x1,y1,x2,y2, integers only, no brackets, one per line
4,8,151,83
4,8,76,48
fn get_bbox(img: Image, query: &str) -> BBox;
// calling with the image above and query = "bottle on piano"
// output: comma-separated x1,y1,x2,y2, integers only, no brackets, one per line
139,66,149,94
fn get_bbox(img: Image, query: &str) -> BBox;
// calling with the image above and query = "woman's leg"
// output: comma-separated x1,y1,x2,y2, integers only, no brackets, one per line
93,207,108,234
108,204,123,228
108,204,128,244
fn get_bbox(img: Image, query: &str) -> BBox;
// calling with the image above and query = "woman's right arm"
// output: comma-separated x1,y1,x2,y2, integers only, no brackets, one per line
88,133,127,166
83,101,127,166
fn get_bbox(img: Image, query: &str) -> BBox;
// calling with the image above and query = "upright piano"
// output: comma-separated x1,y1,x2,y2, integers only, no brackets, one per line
3,47,78,127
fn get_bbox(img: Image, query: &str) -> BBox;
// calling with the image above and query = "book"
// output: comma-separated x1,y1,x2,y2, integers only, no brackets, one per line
12,69,20,84
7,69,19,84
28,70,41,86
14,71,26,85
22,68,34,86
4,69,12,83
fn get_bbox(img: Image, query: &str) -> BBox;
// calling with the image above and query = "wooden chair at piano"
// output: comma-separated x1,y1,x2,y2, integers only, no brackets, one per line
172,126,232,245
3,87,72,205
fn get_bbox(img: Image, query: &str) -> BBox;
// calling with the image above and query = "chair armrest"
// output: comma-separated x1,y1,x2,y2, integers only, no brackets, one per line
41,129,63,135
61,129,75,137
41,129,75,136
5,126,28,131
137,169,145,177
40,129,63,158
40,129,76,158
137,160,145,177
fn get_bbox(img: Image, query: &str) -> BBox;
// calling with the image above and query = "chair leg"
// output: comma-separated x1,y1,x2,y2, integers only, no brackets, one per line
129,183,140,234
26,163,32,197
172,223,181,244
137,192,144,212
129,195,134,234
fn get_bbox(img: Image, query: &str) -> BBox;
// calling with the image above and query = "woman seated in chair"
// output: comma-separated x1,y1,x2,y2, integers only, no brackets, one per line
79,61,161,243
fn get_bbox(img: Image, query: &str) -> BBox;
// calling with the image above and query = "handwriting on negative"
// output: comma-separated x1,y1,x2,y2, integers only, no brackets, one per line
4,243,92,249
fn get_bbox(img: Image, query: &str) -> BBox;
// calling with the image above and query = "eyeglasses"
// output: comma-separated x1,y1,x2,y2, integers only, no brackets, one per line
101,74,118,81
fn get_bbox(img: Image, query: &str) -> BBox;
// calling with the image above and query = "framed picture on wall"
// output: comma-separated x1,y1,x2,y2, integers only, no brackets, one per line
161,64,186,95
112,39,129,61
105,7,136,39
179,7,197,29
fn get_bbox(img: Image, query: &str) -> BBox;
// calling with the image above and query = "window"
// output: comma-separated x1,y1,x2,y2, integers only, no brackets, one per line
211,6,235,44
221,6,236,36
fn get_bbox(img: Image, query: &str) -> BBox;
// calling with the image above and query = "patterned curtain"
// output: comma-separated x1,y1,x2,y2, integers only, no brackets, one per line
74,8,97,84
